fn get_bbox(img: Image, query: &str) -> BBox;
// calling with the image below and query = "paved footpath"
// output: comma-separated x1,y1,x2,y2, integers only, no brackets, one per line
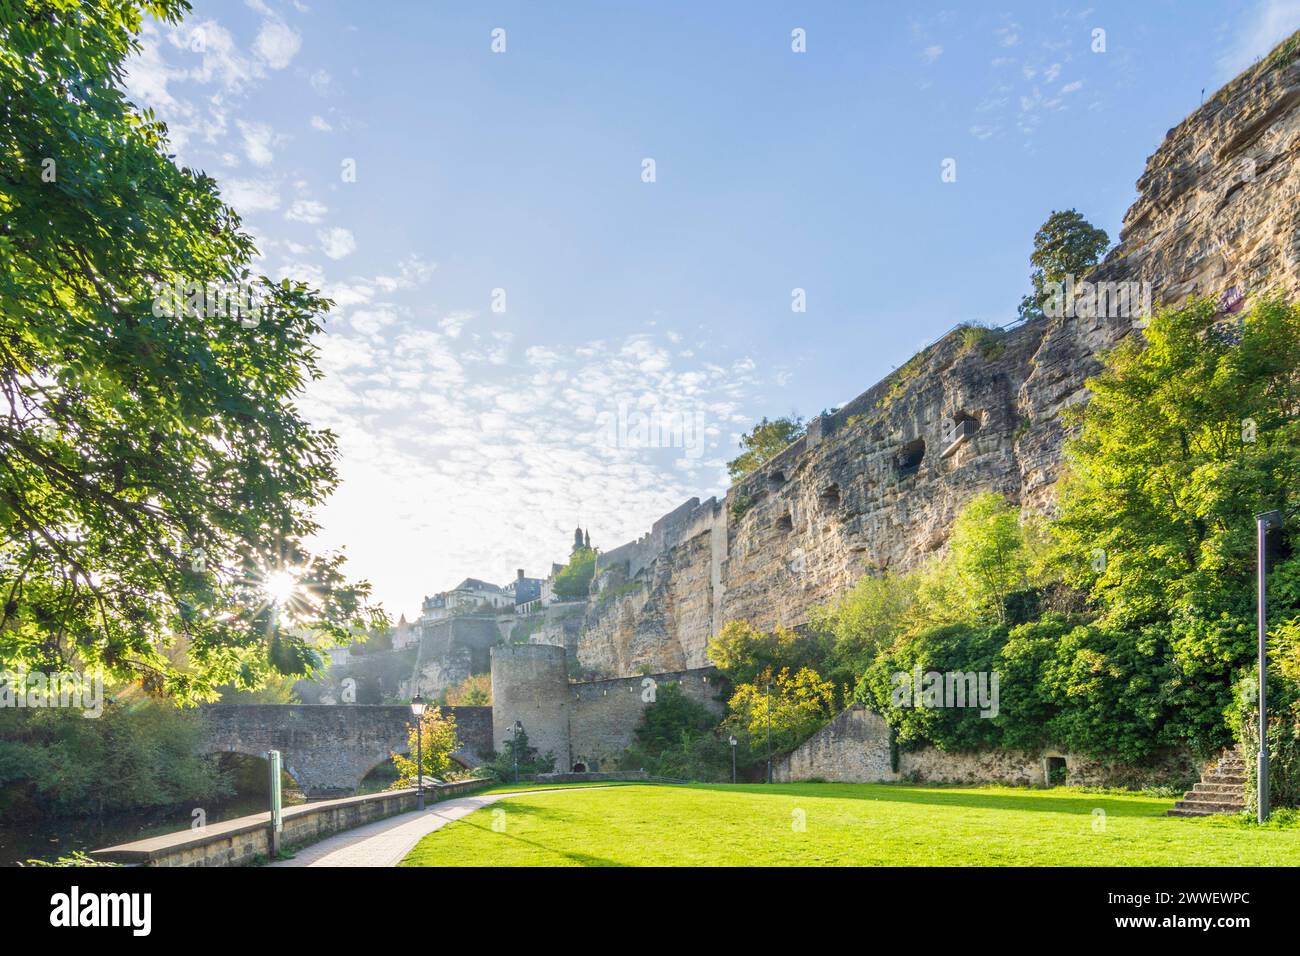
271,788,601,867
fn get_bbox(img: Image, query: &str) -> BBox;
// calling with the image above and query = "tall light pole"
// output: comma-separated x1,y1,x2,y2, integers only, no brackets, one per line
729,736,737,784
766,680,773,785
410,693,426,811
1256,510,1282,823
510,719,523,783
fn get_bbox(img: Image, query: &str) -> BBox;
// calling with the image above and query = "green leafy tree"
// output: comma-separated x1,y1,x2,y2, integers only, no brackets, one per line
0,700,231,818
946,492,1034,623
390,707,460,786
724,666,836,755
552,546,596,601
1052,295,1300,750
620,681,734,779
861,623,1007,751
1053,296,1300,624
808,573,917,689
483,727,555,781
0,0,383,701
1017,209,1110,320
727,416,805,482
706,619,832,690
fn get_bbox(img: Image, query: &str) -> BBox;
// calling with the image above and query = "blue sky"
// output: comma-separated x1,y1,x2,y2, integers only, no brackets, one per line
124,0,1300,617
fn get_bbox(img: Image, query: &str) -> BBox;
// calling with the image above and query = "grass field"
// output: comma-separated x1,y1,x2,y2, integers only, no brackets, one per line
400,782,1300,867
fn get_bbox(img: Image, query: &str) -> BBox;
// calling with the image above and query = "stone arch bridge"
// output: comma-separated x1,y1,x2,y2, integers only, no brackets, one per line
200,704,494,798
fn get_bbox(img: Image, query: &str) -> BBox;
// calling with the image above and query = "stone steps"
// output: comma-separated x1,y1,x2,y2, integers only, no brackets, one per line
1167,747,1246,817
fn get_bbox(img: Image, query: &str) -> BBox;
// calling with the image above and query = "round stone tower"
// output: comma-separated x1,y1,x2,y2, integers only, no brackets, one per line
490,644,570,773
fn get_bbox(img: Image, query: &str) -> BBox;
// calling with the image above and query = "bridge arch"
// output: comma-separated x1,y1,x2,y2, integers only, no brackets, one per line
199,704,493,798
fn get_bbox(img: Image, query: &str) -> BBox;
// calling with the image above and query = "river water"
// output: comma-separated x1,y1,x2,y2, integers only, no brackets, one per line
0,791,307,867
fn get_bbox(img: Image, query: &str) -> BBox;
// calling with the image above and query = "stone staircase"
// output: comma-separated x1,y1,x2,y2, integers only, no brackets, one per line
1167,748,1246,817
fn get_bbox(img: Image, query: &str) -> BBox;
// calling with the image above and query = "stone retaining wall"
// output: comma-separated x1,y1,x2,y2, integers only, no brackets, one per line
773,704,1199,789
90,779,489,867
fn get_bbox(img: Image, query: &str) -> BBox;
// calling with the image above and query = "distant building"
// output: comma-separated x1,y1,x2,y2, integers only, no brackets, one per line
503,568,543,605
419,592,449,625
391,614,419,649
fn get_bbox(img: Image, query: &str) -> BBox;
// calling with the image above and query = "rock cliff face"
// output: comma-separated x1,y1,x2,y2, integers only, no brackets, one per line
574,33,1300,678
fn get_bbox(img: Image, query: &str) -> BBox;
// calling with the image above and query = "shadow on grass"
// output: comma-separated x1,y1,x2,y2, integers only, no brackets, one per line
678,781,1174,818
412,803,625,867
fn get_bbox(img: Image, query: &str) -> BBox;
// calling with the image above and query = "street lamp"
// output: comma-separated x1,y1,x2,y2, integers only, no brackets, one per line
729,736,738,784
766,680,773,785
410,693,426,810
508,719,523,783
1256,510,1283,823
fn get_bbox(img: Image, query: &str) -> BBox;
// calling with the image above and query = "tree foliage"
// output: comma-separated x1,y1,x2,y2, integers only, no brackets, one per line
723,667,837,755
1054,295,1300,625
0,700,230,817
552,546,596,601
1017,209,1110,320
390,707,460,786
727,415,805,482
707,619,831,689
0,0,383,701
620,681,737,780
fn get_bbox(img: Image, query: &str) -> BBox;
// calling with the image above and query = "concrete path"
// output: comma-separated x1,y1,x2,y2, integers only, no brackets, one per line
271,788,599,867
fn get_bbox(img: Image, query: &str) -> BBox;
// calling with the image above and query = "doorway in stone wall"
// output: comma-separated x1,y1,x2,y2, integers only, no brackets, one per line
572,762,587,772
1046,756,1067,786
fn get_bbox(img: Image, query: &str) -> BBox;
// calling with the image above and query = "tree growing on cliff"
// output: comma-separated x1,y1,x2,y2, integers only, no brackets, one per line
1017,209,1110,320
0,0,383,701
727,416,806,482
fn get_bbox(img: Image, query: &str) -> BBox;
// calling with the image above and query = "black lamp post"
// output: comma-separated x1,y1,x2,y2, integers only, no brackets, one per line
1256,510,1283,823
509,719,523,783
766,680,773,785
729,735,738,784
410,693,426,810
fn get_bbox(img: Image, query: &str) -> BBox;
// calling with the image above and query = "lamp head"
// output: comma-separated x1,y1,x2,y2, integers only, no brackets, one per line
410,694,426,717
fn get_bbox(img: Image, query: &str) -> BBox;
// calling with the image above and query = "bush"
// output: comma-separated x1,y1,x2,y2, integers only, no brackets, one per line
389,707,462,786
620,682,740,781
0,701,231,818
481,728,556,782
861,623,1007,751
1230,619,1300,812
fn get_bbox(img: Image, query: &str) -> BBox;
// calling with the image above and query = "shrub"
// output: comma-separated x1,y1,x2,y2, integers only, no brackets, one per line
390,707,462,786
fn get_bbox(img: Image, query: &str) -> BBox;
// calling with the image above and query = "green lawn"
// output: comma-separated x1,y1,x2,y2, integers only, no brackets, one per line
400,782,1300,867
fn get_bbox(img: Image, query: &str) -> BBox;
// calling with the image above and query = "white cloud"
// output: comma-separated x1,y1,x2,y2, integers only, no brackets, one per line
286,198,328,223
309,69,334,95
180,20,257,92
237,120,278,166
123,23,183,112
922,45,944,63
1061,81,1083,94
254,19,301,70
318,226,357,259
310,114,333,132
439,312,473,338
224,178,281,213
